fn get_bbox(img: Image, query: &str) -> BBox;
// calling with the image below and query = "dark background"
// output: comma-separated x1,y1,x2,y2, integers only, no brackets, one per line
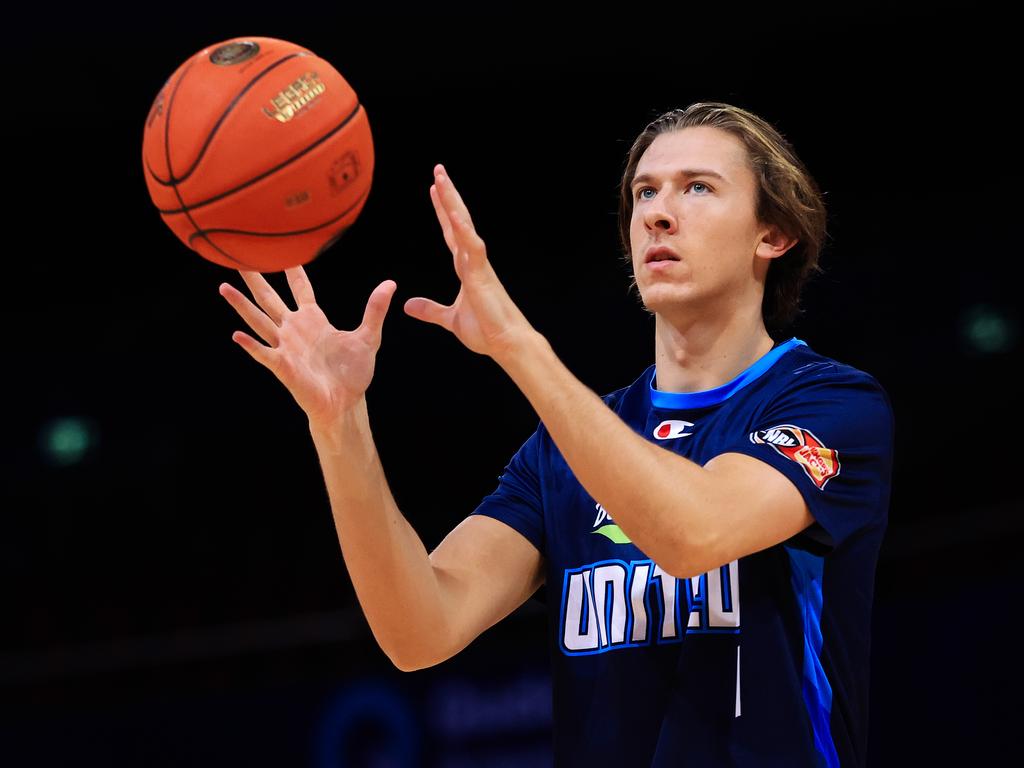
3,7,1019,766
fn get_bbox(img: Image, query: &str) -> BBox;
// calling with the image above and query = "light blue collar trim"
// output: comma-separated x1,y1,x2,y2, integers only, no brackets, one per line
649,337,807,410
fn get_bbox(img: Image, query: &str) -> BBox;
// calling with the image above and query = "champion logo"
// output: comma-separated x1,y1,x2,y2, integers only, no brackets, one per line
653,419,695,440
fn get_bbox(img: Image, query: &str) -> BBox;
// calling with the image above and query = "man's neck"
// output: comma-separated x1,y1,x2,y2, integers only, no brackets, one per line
652,310,775,394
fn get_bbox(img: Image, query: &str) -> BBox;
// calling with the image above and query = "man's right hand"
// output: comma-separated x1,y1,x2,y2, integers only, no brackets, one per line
218,265,398,424
219,264,544,672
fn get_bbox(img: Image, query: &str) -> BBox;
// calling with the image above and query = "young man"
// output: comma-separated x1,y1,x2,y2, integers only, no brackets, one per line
218,102,894,767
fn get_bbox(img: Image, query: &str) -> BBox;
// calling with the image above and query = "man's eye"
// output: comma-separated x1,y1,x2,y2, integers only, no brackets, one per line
635,182,711,201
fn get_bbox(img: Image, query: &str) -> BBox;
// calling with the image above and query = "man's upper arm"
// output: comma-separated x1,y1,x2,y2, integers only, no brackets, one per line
692,369,895,574
692,452,814,575
428,515,544,662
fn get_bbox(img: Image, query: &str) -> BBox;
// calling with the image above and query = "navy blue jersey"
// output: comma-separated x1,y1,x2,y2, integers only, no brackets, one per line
470,337,894,767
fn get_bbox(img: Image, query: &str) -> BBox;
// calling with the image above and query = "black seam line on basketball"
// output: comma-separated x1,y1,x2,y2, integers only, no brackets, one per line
147,53,305,187
185,186,369,245
162,61,253,269
154,102,365,216
197,235,261,270
160,58,195,193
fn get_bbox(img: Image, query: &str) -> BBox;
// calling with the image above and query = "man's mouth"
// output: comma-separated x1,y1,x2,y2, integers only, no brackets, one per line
645,246,680,263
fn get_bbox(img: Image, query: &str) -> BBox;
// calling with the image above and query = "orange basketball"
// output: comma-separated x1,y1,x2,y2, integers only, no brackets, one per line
142,36,373,272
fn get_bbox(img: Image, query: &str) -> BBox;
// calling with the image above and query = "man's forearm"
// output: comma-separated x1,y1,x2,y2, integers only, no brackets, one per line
495,330,716,576
308,398,448,669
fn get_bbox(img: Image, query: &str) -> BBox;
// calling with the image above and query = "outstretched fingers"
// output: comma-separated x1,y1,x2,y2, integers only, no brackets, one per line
238,270,290,324
219,281,281,348
433,166,487,269
229,328,278,369
430,183,456,250
285,265,316,306
433,165,474,228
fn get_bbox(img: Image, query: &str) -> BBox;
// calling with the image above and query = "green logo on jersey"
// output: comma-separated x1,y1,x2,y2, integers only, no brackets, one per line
593,523,632,544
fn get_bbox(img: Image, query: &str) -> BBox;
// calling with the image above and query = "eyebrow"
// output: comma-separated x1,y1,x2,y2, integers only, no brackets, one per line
630,168,727,189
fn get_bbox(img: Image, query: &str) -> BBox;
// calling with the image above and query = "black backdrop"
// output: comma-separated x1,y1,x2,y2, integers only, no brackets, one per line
3,7,1019,766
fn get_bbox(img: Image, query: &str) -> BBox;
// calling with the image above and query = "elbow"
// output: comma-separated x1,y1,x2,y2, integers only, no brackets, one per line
657,555,702,581
389,654,429,673
654,528,724,581
387,648,443,673
628,480,726,580
364,602,459,673
665,561,709,581
659,489,735,579
380,642,414,672
378,631,453,673
643,539,696,581
659,555,716,581
629,529,694,581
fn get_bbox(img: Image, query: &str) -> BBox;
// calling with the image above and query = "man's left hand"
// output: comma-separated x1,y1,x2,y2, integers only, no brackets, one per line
403,164,537,362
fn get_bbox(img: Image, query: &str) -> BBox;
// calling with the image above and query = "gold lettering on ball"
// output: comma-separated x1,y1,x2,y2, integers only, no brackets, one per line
262,72,327,123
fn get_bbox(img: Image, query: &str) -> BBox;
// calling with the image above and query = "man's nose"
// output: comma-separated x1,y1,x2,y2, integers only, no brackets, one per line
644,199,677,232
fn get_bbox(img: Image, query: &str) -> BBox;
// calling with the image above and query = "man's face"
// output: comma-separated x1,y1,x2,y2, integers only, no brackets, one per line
629,126,771,323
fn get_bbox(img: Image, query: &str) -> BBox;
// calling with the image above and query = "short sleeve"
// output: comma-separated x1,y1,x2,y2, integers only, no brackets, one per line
469,422,546,554
720,368,895,550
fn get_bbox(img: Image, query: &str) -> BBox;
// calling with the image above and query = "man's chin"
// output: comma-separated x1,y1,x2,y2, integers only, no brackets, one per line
639,286,696,314
641,291,720,328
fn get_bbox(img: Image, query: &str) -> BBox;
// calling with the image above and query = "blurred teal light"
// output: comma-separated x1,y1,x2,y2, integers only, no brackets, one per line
960,304,1016,355
40,417,96,466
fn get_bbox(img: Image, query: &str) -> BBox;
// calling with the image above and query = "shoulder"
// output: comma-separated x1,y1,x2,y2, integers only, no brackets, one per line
745,344,896,466
783,344,886,388
771,345,893,421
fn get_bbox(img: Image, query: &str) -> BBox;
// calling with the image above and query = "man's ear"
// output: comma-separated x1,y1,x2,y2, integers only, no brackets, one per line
755,224,799,261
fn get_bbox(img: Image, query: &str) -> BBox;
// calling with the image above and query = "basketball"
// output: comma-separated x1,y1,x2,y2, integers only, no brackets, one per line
142,36,373,272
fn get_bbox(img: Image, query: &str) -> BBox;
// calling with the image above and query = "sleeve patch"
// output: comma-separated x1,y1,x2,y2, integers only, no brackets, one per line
749,425,841,490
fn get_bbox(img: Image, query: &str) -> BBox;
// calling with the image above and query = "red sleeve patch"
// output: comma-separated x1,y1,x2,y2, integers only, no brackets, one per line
749,425,841,490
